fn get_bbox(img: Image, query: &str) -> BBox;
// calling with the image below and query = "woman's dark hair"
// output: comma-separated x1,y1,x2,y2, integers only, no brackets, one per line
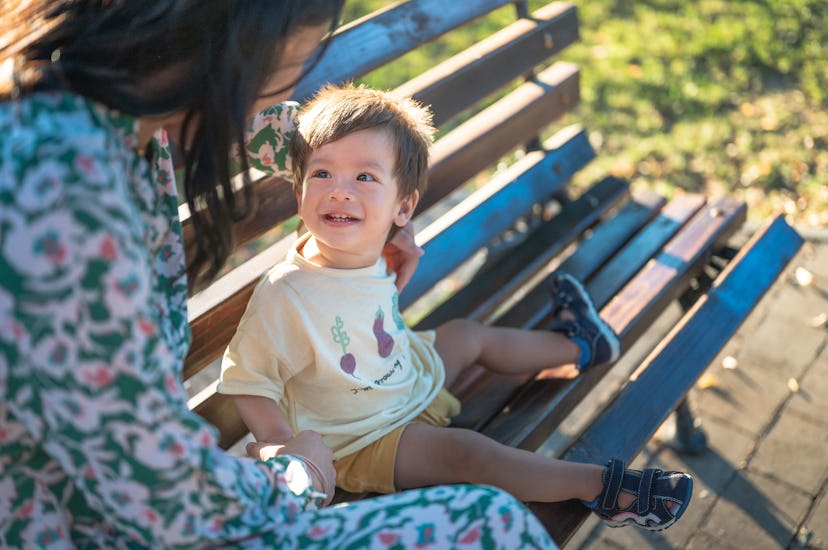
1,0,344,286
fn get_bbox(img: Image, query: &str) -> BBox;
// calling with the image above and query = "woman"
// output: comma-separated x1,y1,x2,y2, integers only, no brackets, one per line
0,1,557,547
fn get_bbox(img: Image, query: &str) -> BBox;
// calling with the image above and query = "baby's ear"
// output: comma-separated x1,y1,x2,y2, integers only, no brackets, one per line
394,191,419,226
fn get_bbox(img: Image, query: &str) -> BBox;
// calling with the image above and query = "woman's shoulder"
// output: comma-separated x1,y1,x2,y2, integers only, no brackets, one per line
1,91,144,206
1,91,139,155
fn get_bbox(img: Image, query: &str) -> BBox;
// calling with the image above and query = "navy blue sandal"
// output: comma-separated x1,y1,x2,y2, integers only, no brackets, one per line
548,273,620,371
583,458,693,531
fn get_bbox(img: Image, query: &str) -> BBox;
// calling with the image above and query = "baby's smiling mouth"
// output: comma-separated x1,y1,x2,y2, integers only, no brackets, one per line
324,213,359,223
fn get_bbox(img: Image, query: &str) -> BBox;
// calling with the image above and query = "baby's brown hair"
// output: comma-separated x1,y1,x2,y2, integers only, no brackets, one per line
290,83,435,200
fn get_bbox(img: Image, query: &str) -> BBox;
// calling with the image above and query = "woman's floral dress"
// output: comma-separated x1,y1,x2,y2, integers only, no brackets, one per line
0,91,556,549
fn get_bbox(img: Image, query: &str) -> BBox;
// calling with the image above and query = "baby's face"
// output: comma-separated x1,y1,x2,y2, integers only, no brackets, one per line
296,127,417,269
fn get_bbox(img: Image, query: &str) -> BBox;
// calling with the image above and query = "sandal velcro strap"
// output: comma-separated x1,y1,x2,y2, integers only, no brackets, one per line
635,468,658,516
589,457,694,532
598,458,625,513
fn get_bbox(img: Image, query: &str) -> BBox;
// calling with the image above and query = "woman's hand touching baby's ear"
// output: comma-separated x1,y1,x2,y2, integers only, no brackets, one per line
384,221,424,292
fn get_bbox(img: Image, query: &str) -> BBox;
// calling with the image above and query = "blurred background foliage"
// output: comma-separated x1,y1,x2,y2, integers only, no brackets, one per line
341,0,828,227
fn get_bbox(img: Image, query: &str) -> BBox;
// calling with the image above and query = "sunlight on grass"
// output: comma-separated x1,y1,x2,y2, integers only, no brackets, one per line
558,0,828,227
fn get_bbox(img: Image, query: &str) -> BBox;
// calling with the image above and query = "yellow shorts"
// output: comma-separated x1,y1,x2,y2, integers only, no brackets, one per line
333,388,461,494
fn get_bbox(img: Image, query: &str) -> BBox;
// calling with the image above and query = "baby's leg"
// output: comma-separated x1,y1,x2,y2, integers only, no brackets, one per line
434,318,581,385
395,422,605,503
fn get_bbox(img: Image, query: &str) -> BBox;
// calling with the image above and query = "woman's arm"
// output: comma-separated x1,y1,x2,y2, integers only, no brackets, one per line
244,101,300,179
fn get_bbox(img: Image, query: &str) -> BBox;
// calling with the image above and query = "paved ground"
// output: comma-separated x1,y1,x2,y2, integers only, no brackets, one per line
562,225,828,549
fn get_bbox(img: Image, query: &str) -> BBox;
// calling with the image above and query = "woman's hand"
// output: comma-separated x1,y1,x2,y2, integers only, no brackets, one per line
247,430,335,504
384,221,424,292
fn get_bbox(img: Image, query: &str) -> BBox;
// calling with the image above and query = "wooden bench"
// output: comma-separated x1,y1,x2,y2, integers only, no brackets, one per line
182,1,804,546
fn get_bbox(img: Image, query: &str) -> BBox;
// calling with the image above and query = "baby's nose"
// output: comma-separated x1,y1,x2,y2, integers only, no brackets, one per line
329,179,355,200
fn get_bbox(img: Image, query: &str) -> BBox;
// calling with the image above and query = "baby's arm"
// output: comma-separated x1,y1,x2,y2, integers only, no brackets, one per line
233,394,294,443
234,395,336,505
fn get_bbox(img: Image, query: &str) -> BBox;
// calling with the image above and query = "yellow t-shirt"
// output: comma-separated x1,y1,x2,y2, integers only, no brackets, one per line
219,235,445,459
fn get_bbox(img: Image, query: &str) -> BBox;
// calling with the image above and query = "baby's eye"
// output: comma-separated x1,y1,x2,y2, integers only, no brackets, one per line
356,173,376,182
311,169,331,179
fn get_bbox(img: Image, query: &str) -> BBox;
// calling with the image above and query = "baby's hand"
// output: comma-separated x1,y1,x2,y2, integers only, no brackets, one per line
248,431,335,504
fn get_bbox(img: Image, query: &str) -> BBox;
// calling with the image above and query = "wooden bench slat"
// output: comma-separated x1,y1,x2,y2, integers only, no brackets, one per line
417,176,632,330
604,196,747,347
404,124,592,306
422,62,580,213
487,190,668,332
477,198,747,450
394,2,579,127
547,189,666,282
492,191,693,331
534,215,805,547
584,194,707,306
571,214,804,463
292,0,517,102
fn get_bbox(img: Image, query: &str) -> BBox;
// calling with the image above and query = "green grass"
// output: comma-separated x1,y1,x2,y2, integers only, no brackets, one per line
560,0,828,226
342,0,828,227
